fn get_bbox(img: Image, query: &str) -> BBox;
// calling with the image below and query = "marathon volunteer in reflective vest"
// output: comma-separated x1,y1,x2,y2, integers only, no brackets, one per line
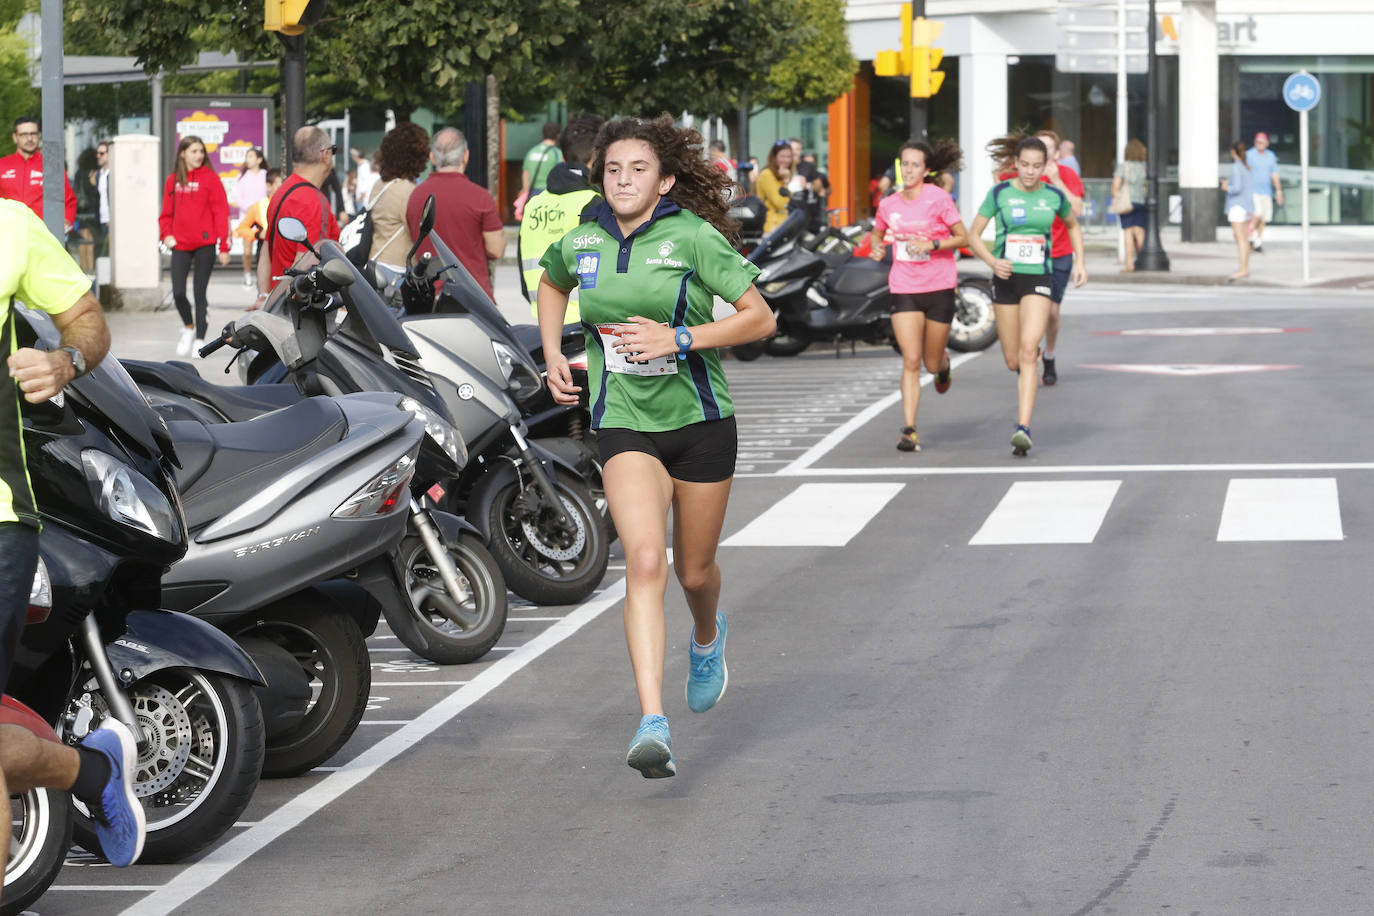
535,115,774,780
517,113,604,322
967,136,1086,458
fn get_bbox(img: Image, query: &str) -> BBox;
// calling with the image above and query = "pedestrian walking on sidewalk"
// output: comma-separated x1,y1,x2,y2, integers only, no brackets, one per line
233,147,268,287
968,136,1086,457
868,138,968,453
535,115,775,778
1222,141,1254,282
1113,139,1148,270
158,135,230,357
1246,132,1282,253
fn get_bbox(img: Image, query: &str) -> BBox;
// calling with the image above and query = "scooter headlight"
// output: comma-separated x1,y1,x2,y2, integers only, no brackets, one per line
491,340,542,401
28,557,51,624
399,397,466,468
80,450,181,542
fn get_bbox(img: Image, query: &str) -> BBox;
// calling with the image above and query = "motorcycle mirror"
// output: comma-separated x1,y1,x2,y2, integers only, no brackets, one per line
404,194,436,267
277,217,309,243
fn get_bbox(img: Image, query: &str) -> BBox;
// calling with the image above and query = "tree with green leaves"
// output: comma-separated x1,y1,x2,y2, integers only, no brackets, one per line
0,5,38,157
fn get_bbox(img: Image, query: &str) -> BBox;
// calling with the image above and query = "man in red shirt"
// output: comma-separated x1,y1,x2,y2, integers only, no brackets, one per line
996,129,1083,386
0,117,77,231
255,125,340,300
406,128,504,300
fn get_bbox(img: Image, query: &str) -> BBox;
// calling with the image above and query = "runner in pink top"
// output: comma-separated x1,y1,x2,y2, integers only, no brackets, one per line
868,139,969,453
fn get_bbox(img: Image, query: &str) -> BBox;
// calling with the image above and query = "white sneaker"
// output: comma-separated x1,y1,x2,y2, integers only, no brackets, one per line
176,328,195,356
191,339,205,359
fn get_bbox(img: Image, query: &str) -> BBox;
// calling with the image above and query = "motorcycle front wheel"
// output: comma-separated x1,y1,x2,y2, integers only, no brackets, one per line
483,469,609,606
4,788,72,916
949,277,998,352
69,669,264,863
385,531,508,664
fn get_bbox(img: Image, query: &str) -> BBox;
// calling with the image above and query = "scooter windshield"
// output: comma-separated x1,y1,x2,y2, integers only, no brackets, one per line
428,231,511,334
314,240,420,359
13,304,176,463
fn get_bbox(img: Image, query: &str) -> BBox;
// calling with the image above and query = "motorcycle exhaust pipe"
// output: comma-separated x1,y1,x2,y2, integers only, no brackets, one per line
408,500,480,629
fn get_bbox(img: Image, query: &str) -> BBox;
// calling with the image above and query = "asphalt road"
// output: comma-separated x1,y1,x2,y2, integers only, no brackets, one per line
34,283,1374,915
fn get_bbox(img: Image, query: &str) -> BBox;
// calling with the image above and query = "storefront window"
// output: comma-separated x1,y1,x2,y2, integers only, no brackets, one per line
870,58,960,177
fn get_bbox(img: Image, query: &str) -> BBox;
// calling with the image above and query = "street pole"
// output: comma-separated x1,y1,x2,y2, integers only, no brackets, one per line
1116,0,1128,265
1300,106,1310,283
910,0,927,141
1135,0,1170,271
464,80,487,187
736,96,751,193
279,33,306,163
40,0,64,241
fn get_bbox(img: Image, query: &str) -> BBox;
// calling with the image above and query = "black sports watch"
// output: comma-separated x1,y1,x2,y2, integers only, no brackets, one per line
674,326,693,360
59,346,86,377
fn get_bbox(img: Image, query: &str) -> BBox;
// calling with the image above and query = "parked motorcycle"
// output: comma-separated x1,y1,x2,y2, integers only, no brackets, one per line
12,305,267,869
732,210,998,359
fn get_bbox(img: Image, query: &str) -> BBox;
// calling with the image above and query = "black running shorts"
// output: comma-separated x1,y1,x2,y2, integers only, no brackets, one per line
992,273,1054,305
890,289,955,324
596,416,738,483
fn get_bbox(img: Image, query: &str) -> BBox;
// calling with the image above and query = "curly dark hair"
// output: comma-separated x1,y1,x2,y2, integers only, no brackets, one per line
590,114,738,243
899,138,964,184
375,122,431,182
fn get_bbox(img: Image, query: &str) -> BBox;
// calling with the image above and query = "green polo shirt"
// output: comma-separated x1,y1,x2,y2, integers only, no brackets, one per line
977,180,1070,275
540,200,760,432
2,200,93,527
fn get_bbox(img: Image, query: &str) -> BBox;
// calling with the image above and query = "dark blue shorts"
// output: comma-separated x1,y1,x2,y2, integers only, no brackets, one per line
0,523,39,689
1049,253,1074,304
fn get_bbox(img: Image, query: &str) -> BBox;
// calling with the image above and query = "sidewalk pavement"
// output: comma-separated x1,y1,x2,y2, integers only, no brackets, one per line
102,224,1372,365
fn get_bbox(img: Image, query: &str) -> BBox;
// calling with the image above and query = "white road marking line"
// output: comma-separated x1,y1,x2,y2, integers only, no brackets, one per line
722,482,904,547
489,646,517,651
1217,477,1344,541
737,461,1374,479
969,480,1122,545
778,352,981,474
369,681,471,686
366,648,422,653
126,578,629,916
51,886,166,892
356,720,412,726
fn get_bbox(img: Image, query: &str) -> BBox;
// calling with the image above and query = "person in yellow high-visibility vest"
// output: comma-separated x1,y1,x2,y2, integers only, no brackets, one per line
518,114,604,322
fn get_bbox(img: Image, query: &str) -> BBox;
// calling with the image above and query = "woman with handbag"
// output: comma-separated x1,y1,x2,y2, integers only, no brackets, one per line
365,123,431,268
1112,139,1148,271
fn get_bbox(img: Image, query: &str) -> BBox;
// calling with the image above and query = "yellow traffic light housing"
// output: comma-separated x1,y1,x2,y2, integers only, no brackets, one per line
265,0,328,35
911,17,946,98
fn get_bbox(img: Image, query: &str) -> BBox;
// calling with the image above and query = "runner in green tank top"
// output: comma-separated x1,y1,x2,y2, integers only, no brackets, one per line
536,115,775,779
968,136,1087,456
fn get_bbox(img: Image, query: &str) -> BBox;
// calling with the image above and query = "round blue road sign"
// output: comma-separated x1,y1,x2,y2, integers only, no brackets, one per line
1283,72,1321,112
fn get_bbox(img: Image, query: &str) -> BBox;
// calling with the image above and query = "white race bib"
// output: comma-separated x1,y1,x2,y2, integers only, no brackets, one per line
597,323,678,377
1006,234,1045,265
894,238,930,262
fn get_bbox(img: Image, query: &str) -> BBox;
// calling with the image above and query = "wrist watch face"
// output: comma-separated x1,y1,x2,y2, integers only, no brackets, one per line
676,329,692,348
62,346,85,375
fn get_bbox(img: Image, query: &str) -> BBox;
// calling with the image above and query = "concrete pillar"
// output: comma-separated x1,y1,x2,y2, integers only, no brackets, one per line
959,40,1010,229
105,134,163,311
1178,0,1219,241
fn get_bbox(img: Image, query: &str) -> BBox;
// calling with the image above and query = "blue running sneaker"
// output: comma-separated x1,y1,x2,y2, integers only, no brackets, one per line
1011,425,1032,457
686,612,728,713
626,714,675,778
80,719,145,866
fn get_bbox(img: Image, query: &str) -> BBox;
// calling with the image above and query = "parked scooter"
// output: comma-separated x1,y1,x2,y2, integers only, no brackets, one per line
733,210,998,359
11,305,267,869
129,258,508,671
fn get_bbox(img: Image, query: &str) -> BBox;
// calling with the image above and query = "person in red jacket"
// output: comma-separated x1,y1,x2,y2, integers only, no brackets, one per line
0,116,77,231
158,135,230,356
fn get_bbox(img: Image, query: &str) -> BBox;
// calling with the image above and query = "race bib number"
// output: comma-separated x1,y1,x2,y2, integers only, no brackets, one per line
597,323,678,377
1006,234,1045,265
894,238,930,263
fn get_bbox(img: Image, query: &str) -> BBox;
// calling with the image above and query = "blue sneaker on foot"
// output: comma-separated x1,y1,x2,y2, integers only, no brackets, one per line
80,719,145,866
686,612,728,713
626,714,675,778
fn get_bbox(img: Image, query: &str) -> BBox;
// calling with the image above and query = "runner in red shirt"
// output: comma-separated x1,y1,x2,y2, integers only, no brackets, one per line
255,126,341,300
158,135,231,354
995,129,1083,386
0,117,77,230
867,139,969,453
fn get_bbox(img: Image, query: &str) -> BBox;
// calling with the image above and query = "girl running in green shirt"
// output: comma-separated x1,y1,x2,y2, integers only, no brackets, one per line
968,136,1087,455
536,115,775,778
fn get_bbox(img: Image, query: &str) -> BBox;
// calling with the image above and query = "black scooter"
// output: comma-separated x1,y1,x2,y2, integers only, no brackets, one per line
12,305,267,869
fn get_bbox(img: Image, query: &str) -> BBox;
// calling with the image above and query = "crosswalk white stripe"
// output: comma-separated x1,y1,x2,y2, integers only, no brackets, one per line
1216,477,1344,541
969,480,1123,545
721,482,904,546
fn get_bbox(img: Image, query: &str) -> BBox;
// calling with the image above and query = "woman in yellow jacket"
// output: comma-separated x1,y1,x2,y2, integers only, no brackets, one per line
755,139,796,233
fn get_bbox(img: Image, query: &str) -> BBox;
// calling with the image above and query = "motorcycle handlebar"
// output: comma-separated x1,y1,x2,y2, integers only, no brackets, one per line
198,335,231,358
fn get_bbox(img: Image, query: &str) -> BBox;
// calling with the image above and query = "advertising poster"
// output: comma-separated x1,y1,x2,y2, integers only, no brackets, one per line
162,96,275,242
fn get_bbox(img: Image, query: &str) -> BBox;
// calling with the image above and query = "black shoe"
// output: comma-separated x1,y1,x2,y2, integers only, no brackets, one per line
1042,357,1057,386
897,426,919,452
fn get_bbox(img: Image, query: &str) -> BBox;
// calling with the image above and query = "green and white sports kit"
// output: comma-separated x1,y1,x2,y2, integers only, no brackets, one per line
540,199,760,433
977,181,1071,276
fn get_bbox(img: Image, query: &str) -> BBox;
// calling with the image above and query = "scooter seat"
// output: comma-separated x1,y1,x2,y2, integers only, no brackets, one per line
166,397,349,531
122,359,301,422
823,258,890,297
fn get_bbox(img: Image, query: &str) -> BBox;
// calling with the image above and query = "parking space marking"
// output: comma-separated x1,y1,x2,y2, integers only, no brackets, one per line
370,681,471,687
969,480,1122,545
126,577,629,916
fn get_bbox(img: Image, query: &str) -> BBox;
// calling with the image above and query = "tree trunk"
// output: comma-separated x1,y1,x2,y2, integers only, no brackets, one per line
486,74,500,200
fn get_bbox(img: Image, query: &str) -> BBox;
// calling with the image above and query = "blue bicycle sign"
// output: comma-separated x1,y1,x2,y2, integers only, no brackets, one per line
1283,72,1321,112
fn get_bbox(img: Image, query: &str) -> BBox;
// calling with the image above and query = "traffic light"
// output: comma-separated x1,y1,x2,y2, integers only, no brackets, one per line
265,0,328,35
911,17,945,98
